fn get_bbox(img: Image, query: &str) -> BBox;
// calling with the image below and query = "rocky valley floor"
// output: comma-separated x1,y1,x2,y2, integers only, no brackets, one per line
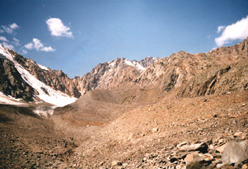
0,90,248,169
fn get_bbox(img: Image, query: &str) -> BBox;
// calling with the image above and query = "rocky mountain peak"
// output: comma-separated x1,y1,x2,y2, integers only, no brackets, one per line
77,57,155,94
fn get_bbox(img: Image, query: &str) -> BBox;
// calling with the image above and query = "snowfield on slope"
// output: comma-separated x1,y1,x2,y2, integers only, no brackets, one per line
37,63,49,71
0,92,25,105
124,59,145,71
0,45,77,107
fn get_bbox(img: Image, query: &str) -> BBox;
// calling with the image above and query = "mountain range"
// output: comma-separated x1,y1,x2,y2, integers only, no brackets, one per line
0,38,248,168
0,38,247,108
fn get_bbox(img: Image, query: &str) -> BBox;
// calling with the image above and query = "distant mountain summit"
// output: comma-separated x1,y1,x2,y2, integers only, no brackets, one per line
78,57,156,94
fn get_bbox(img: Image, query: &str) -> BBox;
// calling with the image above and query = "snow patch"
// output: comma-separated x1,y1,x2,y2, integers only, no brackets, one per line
109,61,115,67
0,92,24,105
124,59,145,71
0,45,77,107
38,64,49,71
33,106,55,117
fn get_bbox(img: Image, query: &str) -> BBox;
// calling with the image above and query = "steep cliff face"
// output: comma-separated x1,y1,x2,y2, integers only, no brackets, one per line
9,50,81,98
0,45,76,106
0,58,35,101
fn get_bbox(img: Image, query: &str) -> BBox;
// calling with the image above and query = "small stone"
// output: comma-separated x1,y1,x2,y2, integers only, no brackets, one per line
99,161,105,166
179,142,208,153
242,164,248,169
202,153,213,161
213,114,218,118
122,163,128,167
169,157,178,163
184,152,203,165
216,163,224,168
216,144,226,153
152,128,159,133
234,131,243,138
177,141,188,148
112,160,122,167
218,138,225,145
209,144,215,150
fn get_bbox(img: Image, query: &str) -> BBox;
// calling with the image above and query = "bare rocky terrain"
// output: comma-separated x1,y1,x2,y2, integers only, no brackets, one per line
0,38,248,168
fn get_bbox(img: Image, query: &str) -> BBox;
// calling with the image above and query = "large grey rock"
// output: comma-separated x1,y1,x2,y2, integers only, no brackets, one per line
222,141,248,165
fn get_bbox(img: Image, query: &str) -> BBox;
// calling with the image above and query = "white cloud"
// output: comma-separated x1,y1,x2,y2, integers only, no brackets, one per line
40,46,55,52
215,16,248,47
24,42,33,50
0,23,19,34
1,42,14,50
13,37,20,46
33,38,44,50
0,36,8,42
217,26,225,33
46,18,73,38
21,49,28,55
10,23,19,30
24,38,55,52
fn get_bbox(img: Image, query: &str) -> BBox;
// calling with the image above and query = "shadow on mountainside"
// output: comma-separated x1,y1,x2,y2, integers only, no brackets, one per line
0,104,41,123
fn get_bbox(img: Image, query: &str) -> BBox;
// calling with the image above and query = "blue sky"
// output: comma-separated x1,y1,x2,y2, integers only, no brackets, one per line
0,0,248,77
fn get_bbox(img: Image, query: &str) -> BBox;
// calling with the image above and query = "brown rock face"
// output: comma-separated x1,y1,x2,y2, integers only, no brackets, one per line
136,38,248,96
0,58,35,101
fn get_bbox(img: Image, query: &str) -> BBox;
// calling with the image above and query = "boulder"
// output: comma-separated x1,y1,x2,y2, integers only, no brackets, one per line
222,141,248,165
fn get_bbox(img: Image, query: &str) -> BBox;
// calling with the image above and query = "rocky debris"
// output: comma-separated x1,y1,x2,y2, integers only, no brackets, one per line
96,126,248,169
1,91,248,169
0,105,78,169
137,132,248,169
